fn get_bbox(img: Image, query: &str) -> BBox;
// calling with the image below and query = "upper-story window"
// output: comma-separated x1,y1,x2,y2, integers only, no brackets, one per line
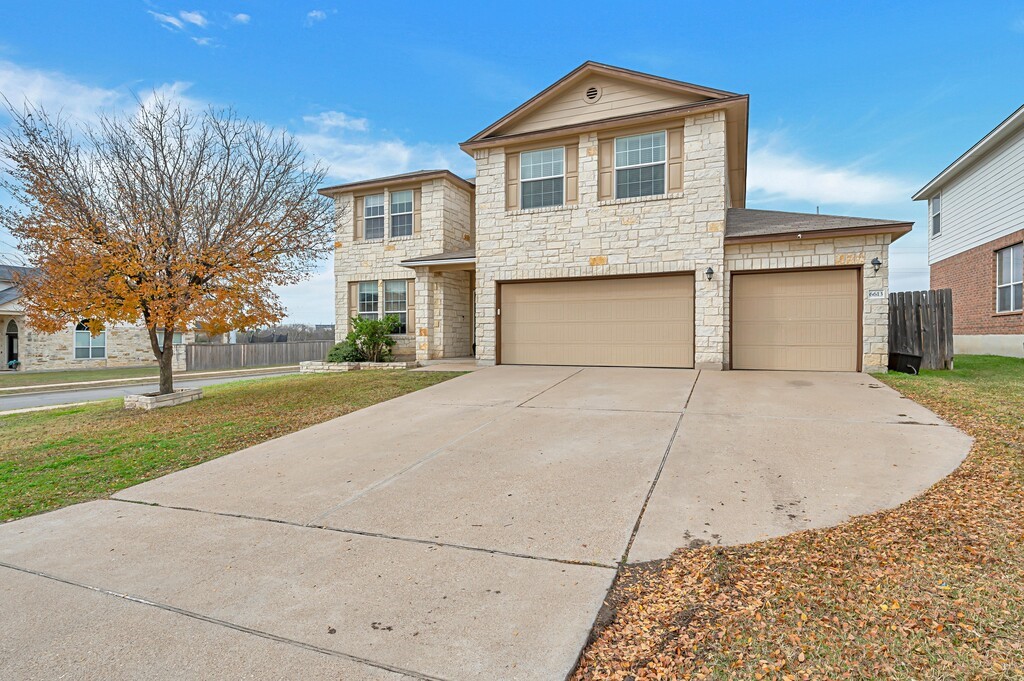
996,243,1023,313
364,194,385,240
74,321,106,359
390,190,414,237
615,131,666,199
520,147,564,209
930,194,941,236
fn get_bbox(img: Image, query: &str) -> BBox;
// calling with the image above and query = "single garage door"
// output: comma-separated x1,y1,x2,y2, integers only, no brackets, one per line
732,269,860,371
500,275,694,368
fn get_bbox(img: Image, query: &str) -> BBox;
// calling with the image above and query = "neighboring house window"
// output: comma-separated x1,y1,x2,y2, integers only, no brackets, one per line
74,321,106,359
358,281,379,319
156,329,184,345
390,190,414,237
615,131,666,199
930,194,941,236
364,194,385,240
520,147,564,209
996,243,1023,313
383,280,408,334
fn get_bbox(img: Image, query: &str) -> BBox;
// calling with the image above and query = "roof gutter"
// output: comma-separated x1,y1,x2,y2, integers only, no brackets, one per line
400,256,477,268
724,222,914,245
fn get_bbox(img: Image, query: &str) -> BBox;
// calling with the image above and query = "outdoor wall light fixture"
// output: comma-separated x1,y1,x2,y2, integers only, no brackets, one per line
871,257,882,273
705,267,714,281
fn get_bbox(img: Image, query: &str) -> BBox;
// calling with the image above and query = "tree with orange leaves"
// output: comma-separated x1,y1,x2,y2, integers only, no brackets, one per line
0,98,336,395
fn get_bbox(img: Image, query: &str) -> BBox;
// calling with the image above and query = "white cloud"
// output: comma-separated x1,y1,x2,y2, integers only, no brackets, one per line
179,10,208,27
305,9,327,25
191,36,213,47
747,134,913,205
295,108,470,182
232,13,251,24
0,59,121,123
303,110,368,132
275,265,334,324
148,11,185,31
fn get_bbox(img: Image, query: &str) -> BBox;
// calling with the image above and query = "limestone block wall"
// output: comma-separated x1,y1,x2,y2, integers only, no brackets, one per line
20,323,195,371
724,233,892,372
440,271,473,358
333,177,474,360
472,111,728,368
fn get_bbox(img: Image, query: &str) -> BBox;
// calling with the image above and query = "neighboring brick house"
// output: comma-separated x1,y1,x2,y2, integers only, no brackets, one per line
914,104,1024,358
327,62,911,372
0,265,194,371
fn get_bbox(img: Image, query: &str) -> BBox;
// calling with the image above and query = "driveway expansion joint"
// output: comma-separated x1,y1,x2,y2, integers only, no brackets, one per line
110,497,618,570
0,561,449,681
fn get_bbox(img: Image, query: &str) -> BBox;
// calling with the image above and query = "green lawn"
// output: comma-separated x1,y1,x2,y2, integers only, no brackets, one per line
0,366,160,389
0,370,464,522
575,355,1024,680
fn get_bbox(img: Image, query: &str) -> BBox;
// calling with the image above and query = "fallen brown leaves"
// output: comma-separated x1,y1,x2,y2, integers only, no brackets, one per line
574,356,1024,680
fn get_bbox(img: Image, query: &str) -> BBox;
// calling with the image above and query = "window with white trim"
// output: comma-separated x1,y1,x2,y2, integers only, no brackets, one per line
74,321,106,359
996,243,1023,313
358,281,379,319
930,194,941,236
615,131,666,199
383,280,408,334
390,190,414,237
520,147,564,209
156,329,184,346
364,194,385,240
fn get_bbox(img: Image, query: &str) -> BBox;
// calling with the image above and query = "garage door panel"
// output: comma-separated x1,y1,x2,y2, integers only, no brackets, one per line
500,275,694,368
732,270,859,372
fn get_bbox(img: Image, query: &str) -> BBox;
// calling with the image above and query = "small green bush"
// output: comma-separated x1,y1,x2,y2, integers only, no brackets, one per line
345,315,399,363
326,340,363,363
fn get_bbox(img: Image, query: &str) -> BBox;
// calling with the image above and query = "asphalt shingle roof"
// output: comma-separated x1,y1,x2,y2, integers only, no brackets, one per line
726,208,911,239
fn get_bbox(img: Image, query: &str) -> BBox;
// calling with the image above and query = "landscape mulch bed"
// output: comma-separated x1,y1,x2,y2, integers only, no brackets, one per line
574,358,1024,680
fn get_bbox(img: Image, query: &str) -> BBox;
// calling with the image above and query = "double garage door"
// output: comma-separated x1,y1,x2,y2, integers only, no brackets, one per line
499,275,695,368
498,269,859,371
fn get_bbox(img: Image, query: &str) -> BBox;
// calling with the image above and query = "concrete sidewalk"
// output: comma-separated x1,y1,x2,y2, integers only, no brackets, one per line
0,367,972,680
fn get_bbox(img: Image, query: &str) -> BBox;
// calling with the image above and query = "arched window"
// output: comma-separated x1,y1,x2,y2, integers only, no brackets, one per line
5,320,16,335
74,321,106,359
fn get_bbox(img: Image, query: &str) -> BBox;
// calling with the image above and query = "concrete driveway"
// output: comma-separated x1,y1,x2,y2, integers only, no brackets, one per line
0,367,971,680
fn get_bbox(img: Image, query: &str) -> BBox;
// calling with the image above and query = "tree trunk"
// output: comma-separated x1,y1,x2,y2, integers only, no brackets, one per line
158,340,174,395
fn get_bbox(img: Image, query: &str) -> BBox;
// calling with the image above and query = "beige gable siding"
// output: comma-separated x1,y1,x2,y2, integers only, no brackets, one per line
499,75,710,136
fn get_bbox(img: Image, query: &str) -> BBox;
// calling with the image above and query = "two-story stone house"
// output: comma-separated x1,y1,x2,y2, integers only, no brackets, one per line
914,103,1024,358
326,62,911,372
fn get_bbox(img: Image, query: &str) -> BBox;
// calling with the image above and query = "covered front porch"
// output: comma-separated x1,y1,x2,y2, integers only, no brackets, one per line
401,249,475,364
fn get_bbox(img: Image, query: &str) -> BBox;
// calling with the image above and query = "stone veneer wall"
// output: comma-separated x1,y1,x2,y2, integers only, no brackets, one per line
472,111,728,368
19,323,195,371
332,177,473,361
723,233,892,372
440,270,473,357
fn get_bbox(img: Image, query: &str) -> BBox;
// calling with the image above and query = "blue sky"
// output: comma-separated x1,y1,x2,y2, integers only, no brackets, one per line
1,1,1023,322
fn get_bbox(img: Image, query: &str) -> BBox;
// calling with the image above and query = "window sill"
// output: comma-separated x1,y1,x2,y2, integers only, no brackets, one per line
992,310,1022,317
388,234,418,241
598,191,686,207
506,204,574,217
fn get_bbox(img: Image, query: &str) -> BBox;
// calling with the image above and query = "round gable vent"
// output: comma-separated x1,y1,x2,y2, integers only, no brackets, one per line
583,85,602,104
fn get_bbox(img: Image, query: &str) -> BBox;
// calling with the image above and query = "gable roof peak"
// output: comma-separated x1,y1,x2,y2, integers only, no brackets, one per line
462,61,741,145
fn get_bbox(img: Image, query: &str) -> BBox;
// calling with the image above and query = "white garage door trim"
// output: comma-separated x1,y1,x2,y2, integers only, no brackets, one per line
730,268,862,372
498,274,695,368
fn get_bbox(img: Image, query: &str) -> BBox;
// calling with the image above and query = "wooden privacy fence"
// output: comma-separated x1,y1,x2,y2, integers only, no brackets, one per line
888,289,954,370
184,340,333,372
